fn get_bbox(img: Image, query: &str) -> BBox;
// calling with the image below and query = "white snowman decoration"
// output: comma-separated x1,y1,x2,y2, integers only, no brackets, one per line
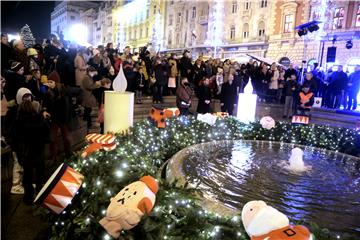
99,176,159,238
260,116,276,130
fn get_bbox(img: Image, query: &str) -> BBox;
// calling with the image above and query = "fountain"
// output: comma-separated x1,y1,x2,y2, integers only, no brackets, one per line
288,147,306,172
166,140,360,237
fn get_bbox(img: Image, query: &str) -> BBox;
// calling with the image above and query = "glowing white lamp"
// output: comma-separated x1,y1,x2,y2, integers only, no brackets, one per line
236,78,257,123
68,24,89,46
104,65,134,133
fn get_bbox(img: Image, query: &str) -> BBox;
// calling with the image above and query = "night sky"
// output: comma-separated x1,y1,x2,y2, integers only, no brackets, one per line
1,1,55,42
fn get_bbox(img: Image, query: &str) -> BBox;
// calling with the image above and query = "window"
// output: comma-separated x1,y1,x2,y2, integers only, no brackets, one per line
283,14,294,33
170,0,174,5
192,7,196,19
356,4,360,27
230,26,235,39
176,33,180,44
124,32,126,41
134,29,137,39
153,5,157,14
146,27,149,37
140,28,143,38
177,12,181,23
70,16,75,20
169,15,173,26
258,21,265,36
186,10,189,22
245,1,250,10
243,23,249,38
232,1,237,13
333,7,345,29
168,31,172,45
146,9,149,18
261,0,267,8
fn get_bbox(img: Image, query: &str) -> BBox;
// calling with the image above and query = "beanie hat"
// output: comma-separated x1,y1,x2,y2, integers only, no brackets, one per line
41,75,48,84
48,70,61,83
10,61,24,72
16,88,32,105
27,48,38,56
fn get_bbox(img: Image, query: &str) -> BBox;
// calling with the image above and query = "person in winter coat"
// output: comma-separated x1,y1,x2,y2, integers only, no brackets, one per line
153,58,169,103
74,49,87,87
42,71,73,163
27,48,40,73
327,65,348,109
12,39,31,75
80,67,102,132
297,83,314,115
220,74,237,115
268,62,279,102
134,66,145,104
176,77,194,115
197,77,212,114
179,50,193,80
1,33,13,72
168,54,178,95
10,88,50,204
283,74,298,118
347,65,360,110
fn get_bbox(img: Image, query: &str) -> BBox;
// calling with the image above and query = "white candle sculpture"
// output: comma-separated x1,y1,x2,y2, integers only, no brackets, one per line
237,78,257,123
104,65,134,133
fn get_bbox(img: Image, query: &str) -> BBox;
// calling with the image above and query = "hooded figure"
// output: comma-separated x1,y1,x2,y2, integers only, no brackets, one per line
242,200,313,240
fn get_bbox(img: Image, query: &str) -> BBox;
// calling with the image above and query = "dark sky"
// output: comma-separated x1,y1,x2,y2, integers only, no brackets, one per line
1,1,55,42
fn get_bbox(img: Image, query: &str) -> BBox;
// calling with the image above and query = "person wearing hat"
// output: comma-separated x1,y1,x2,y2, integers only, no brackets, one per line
10,88,50,204
27,48,40,72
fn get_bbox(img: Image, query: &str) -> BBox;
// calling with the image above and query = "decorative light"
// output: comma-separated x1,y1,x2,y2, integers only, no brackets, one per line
237,78,257,123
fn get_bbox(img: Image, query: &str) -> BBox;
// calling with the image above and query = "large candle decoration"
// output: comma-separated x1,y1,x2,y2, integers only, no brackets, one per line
104,64,134,133
237,78,257,123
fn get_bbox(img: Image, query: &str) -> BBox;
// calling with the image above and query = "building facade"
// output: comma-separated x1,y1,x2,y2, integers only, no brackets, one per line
112,0,165,52
93,1,117,47
50,1,99,41
266,0,360,68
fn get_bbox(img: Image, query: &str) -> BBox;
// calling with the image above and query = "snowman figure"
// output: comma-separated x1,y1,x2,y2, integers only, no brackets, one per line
99,176,159,238
241,200,313,240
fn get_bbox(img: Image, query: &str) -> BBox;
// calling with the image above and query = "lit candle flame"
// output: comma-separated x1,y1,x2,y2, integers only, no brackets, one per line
113,64,127,93
244,78,253,94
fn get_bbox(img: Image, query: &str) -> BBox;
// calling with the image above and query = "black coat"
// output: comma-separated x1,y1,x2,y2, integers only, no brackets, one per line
10,110,50,162
42,85,72,124
154,63,169,86
179,56,193,79
197,85,212,114
3,71,26,102
220,81,237,105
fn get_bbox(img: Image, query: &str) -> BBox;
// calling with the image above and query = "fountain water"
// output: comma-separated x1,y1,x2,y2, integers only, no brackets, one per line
289,147,306,172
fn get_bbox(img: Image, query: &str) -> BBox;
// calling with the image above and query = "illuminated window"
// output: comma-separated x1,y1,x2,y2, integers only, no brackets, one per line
261,0,267,8
153,5,157,14
243,23,249,38
192,7,196,19
245,1,250,10
356,4,360,27
333,7,345,29
284,14,294,33
230,26,236,39
232,1,237,13
258,21,265,36
169,15,173,26
177,12,181,23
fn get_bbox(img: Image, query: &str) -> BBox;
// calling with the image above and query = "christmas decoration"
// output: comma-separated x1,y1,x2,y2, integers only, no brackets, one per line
292,115,310,125
260,116,276,130
81,134,117,158
43,117,359,240
20,24,36,48
213,112,229,118
149,106,180,128
237,79,257,123
99,176,158,238
242,200,313,240
34,163,83,214
197,113,217,125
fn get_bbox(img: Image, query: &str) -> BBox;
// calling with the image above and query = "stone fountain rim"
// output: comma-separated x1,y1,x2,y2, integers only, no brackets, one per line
164,139,359,217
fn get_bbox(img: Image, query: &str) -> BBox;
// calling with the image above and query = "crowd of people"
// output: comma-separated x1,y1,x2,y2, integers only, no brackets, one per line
1,31,359,203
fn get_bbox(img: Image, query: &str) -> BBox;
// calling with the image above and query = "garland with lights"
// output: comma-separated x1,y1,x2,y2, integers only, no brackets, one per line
42,116,359,240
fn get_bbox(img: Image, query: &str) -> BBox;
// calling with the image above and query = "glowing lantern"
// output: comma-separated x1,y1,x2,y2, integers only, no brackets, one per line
236,78,257,123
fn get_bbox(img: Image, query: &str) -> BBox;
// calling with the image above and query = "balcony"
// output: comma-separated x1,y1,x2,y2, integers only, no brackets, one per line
198,15,208,25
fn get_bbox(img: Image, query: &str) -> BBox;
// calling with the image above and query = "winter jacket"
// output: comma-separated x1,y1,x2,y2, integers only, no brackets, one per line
168,59,178,78
328,71,348,93
81,75,100,108
220,81,238,106
268,69,279,90
348,70,360,93
197,85,212,114
284,79,298,96
3,71,27,102
154,62,169,86
176,83,193,108
74,54,87,86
